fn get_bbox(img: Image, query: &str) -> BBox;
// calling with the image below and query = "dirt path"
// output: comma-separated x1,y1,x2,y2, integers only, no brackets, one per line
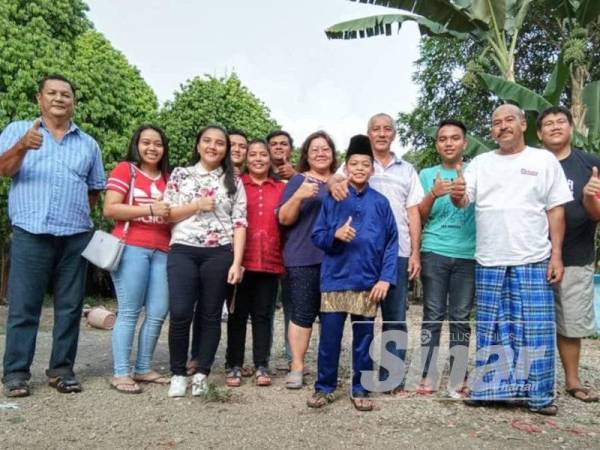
0,304,599,449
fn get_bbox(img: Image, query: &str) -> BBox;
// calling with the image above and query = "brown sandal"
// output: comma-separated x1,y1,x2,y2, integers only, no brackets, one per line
307,391,335,408
132,371,170,385
255,367,271,387
110,377,142,394
566,382,599,403
351,394,374,412
226,367,242,387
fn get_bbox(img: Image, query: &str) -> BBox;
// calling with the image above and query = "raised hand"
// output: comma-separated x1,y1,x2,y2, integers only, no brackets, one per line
293,175,319,200
431,172,451,198
334,216,356,243
450,163,466,202
583,166,600,198
195,195,216,213
19,119,43,151
278,155,295,180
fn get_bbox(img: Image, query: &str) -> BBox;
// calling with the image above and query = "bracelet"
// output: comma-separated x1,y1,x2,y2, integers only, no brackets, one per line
149,205,154,216
430,190,438,199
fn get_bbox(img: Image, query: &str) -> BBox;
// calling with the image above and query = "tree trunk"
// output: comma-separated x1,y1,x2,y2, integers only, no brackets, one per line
571,64,589,137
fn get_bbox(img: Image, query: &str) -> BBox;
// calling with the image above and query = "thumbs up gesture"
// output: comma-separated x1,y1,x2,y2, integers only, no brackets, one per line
583,166,600,198
450,163,466,203
431,172,451,198
278,154,296,180
293,175,319,200
18,119,43,151
335,216,356,243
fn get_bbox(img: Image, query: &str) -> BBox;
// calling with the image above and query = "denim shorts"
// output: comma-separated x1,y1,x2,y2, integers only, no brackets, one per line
286,265,321,328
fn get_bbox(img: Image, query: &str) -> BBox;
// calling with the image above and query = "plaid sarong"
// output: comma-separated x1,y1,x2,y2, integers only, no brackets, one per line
469,261,555,408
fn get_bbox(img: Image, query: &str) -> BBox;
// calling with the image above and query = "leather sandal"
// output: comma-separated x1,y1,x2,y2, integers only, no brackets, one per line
3,379,30,398
226,367,242,387
351,393,374,412
307,391,335,408
132,372,170,385
48,376,82,394
255,367,271,387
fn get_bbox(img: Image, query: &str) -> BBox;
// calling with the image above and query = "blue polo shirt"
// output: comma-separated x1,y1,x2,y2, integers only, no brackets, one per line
0,119,105,236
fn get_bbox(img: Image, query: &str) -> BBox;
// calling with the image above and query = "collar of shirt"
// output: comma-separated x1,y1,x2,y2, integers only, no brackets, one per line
374,152,403,170
348,183,370,197
193,162,224,178
39,117,80,137
241,173,277,187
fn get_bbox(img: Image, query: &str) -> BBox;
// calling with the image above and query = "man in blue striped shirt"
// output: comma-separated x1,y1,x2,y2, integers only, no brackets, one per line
0,74,105,397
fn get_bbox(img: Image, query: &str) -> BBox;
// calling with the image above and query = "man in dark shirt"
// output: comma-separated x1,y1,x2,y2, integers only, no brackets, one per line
538,105,600,402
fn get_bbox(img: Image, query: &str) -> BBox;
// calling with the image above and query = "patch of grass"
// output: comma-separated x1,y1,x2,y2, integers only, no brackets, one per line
201,383,232,403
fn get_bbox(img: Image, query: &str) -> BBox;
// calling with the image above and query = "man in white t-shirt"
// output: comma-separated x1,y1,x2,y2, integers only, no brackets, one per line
451,104,572,415
330,113,424,391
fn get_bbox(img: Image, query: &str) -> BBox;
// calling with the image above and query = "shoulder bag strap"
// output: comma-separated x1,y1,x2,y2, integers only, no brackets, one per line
121,163,138,239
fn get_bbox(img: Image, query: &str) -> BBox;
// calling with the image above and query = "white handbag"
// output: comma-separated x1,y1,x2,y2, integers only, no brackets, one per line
82,164,136,271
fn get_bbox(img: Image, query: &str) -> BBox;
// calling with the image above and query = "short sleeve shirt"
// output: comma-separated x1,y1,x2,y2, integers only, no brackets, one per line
0,119,105,235
419,164,476,259
279,173,328,267
164,164,247,248
106,162,171,252
464,146,573,266
558,149,600,266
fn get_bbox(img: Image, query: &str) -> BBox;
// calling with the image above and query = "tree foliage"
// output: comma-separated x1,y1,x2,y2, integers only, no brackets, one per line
159,73,279,167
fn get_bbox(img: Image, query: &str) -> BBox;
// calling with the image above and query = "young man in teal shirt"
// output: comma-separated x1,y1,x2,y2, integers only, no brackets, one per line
417,119,476,398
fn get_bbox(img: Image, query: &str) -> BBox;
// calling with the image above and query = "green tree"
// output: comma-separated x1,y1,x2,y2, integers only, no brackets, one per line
0,1,158,298
159,73,279,167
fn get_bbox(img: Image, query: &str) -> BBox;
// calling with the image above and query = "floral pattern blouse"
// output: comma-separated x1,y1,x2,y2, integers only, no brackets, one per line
165,163,247,248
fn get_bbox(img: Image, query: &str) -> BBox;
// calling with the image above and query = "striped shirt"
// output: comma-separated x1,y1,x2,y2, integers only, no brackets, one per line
0,119,105,236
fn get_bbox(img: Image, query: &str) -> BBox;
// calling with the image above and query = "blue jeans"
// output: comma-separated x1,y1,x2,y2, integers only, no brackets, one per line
2,227,91,383
420,252,474,382
111,245,168,377
379,256,408,387
315,313,374,396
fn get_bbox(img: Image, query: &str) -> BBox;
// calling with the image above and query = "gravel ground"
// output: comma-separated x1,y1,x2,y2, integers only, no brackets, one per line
0,303,599,450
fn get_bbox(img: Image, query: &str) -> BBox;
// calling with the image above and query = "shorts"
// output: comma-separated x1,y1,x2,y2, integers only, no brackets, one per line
553,263,597,338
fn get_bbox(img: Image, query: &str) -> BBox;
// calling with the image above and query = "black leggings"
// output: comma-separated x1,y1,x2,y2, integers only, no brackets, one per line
167,244,233,376
225,271,279,369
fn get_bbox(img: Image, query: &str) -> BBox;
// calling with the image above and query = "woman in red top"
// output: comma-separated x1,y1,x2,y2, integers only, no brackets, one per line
103,124,171,394
225,138,285,386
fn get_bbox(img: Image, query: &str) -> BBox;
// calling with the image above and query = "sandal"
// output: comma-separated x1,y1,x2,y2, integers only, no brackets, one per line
3,379,30,398
285,370,303,389
110,377,142,394
416,379,437,395
226,367,242,388
528,403,558,416
307,391,335,408
351,393,374,412
566,382,599,403
255,367,272,387
132,371,170,385
48,376,82,394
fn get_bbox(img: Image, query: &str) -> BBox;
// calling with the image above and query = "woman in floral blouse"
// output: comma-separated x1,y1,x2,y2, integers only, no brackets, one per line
164,125,247,398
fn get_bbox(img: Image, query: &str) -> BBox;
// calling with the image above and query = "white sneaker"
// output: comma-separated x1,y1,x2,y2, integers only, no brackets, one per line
192,373,208,397
168,375,187,397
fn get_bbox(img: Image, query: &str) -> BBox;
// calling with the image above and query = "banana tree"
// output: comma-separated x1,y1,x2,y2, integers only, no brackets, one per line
325,0,534,81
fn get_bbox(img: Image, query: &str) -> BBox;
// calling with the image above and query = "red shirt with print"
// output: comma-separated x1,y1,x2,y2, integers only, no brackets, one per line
241,173,285,274
106,162,171,252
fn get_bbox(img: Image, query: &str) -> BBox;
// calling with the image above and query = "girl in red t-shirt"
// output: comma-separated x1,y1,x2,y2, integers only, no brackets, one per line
225,139,285,387
103,124,171,394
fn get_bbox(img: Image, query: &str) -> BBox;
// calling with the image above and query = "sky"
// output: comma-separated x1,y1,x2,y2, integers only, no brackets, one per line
86,0,421,153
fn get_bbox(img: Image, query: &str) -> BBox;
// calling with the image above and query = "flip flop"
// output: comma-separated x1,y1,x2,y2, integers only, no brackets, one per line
285,370,303,389
132,372,170,385
566,383,599,403
351,394,374,412
110,377,142,394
